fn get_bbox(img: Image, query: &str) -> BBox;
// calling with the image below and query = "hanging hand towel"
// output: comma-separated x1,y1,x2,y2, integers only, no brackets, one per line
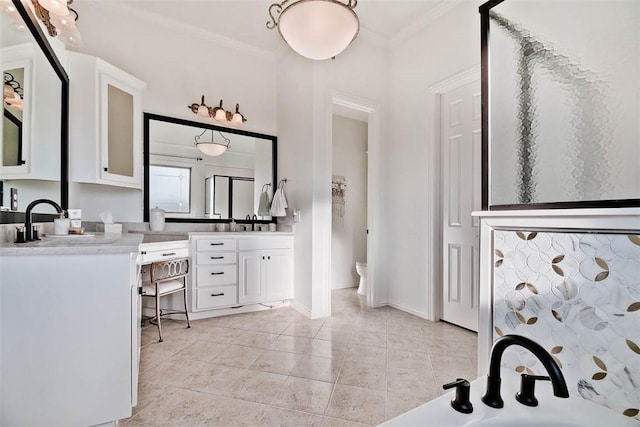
258,190,271,216
270,183,288,217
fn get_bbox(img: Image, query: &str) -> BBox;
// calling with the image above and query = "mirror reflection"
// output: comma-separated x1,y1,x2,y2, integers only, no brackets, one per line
1,5,62,213
145,114,276,221
3,67,24,167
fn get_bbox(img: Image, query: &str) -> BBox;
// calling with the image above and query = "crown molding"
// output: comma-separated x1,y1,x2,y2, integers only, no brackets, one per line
389,0,469,49
103,3,277,62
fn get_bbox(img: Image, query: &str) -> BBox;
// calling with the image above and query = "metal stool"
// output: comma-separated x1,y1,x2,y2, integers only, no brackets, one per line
141,258,191,342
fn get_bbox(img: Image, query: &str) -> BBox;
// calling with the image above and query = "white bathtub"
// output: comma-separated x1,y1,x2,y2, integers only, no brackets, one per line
381,372,638,427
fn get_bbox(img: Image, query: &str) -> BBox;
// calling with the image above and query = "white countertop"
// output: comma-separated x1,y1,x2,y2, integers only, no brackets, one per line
0,233,143,256
0,231,294,256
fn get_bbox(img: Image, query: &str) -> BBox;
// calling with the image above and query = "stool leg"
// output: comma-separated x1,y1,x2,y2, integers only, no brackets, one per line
183,285,191,329
155,285,163,342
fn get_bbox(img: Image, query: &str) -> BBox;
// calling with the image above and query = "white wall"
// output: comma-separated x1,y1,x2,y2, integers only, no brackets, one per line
331,115,368,290
67,3,277,222
387,1,483,318
276,35,389,317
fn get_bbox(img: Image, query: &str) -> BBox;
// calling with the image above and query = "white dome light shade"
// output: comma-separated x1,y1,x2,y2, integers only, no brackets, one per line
196,142,228,157
38,0,69,17
278,0,358,60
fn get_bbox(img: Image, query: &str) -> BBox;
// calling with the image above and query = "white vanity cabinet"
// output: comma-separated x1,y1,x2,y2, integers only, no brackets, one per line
190,234,294,312
68,52,146,188
0,239,141,426
238,236,294,304
191,237,238,311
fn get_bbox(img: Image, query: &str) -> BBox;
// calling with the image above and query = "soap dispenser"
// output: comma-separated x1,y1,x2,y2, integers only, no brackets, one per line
230,219,237,232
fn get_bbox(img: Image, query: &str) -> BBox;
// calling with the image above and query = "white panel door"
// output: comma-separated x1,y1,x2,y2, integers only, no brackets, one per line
441,79,481,331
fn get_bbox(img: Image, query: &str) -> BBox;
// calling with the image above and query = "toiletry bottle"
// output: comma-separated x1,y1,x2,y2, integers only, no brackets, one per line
230,219,236,232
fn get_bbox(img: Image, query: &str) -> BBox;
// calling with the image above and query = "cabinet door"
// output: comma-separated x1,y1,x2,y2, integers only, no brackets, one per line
265,250,293,301
238,251,265,304
98,70,143,188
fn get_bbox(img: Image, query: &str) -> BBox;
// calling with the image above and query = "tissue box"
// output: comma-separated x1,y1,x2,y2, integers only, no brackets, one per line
104,223,123,235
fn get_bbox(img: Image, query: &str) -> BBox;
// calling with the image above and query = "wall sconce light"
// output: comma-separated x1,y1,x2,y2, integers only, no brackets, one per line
3,72,23,111
194,128,231,157
29,0,81,46
188,95,247,124
266,0,359,60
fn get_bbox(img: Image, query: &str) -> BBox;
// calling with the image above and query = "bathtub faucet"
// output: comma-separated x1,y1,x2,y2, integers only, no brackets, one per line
481,334,569,408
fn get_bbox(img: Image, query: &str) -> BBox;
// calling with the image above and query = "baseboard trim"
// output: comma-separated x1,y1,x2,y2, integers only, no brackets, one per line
387,300,431,320
332,284,358,290
291,300,312,318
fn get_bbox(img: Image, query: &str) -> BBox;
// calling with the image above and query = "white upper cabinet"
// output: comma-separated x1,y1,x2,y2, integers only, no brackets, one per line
1,43,61,181
68,52,146,188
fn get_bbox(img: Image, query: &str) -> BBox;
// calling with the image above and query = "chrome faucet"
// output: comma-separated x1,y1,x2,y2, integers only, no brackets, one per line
481,334,569,408
252,214,258,231
25,199,63,241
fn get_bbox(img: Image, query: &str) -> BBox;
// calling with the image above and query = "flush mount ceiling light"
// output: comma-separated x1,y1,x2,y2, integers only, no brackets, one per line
188,95,247,124
266,0,359,60
194,128,231,157
29,0,82,46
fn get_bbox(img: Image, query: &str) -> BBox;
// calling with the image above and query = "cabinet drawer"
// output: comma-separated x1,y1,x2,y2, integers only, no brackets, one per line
196,251,236,266
238,236,293,251
197,286,237,309
138,246,189,264
196,238,236,251
197,264,237,286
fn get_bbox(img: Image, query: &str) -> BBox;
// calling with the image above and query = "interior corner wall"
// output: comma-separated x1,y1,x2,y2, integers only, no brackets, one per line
387,1,483,318
66,3,277,222
331,115,368,290
276,52,315,317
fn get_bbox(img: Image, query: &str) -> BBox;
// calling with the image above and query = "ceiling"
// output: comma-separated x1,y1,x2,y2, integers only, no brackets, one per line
79,0,444,55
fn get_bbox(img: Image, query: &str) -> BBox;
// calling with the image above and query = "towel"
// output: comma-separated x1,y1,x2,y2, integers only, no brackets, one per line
270,187,288,217
258,191,271,216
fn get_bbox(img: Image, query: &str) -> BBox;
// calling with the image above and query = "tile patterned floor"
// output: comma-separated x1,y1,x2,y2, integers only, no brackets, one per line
122,288,477,426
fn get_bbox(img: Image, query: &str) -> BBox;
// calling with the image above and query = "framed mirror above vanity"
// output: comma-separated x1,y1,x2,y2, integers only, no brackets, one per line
0,0,69,221
144,113,277,223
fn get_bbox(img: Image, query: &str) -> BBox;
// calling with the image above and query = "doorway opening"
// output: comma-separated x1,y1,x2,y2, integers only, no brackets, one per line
327,93,380,312
330,110,368,303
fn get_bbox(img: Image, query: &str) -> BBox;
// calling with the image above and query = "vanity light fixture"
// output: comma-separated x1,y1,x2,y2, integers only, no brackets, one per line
194,129,231,157
30,0,81,46
188,96,247,124
266,0,359,60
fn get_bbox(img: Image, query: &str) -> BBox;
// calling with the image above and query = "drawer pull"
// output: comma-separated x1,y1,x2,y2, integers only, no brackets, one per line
210,272,225,275
211,292,225,297
211,256,225,259
210,243,224,246
162,252,177,257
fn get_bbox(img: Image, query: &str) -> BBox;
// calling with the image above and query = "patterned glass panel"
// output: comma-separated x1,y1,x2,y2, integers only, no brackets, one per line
489,0,639,206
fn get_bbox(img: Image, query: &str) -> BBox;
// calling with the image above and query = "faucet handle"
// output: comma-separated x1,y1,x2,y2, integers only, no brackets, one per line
443,378,473,414
516,374,550,407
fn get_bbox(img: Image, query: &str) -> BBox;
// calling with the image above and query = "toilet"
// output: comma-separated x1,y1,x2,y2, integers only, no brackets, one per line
356,262,367,295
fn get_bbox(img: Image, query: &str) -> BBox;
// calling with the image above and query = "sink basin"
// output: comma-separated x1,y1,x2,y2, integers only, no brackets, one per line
381,373,638,427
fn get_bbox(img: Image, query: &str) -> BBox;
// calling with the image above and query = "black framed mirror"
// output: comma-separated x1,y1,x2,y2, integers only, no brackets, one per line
144,113,277,223
480,0,639,210
0,0,69,222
